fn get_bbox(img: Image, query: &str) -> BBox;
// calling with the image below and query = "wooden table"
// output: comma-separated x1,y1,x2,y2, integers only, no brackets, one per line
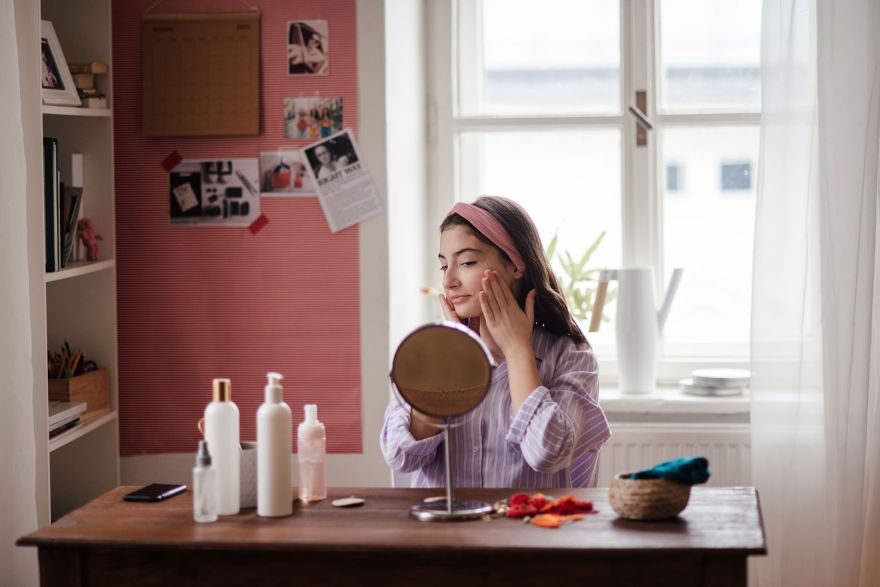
18,486,765,587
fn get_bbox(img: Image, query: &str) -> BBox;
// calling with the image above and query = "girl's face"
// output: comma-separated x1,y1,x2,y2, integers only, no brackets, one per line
439,225,521,319
315,145,331,164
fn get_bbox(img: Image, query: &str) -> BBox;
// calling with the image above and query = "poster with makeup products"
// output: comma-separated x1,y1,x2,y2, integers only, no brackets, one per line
169,158,260,226
259,151,315,196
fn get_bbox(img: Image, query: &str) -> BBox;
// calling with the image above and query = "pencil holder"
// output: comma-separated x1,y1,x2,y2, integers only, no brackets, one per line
48,368,110,417
608,472,691,520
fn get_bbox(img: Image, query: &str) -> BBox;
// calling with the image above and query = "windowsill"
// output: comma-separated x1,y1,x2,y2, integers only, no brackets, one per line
598,385,750,424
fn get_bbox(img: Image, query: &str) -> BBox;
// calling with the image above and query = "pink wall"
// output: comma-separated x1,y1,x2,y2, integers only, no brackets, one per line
112,0,361,455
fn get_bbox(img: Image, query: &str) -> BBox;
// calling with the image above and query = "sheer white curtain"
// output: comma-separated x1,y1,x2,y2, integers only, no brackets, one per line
0,0,39,585
753,0,880,585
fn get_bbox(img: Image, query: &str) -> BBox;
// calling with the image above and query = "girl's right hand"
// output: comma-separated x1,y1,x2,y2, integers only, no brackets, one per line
438,294,461,322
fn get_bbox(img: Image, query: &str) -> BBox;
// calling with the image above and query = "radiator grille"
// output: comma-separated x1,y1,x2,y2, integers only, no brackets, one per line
596,424,751,487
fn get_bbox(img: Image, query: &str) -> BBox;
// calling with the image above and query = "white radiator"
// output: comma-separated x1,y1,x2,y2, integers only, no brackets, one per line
596,423,751,487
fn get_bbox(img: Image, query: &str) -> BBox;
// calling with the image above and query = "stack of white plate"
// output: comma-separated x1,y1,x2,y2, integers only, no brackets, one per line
680,368,750,397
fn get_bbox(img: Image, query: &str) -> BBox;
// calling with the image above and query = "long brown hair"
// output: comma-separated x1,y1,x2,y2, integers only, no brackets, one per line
441,196,587,344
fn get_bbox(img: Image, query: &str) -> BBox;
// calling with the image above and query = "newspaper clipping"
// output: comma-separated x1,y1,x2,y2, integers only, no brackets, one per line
303,129,383,233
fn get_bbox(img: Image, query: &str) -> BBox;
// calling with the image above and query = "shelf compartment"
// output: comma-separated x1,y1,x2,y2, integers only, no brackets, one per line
45,259,114,282
49,409,116,453
42,105,112,118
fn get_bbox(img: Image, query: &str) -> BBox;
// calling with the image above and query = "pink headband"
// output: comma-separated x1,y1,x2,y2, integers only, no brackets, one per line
447,202,525,273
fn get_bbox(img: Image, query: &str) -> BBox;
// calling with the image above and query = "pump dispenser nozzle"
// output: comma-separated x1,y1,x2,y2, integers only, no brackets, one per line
265,372,284,403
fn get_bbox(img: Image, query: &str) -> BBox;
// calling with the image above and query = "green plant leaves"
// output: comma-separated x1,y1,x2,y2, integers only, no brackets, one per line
544,230,614,323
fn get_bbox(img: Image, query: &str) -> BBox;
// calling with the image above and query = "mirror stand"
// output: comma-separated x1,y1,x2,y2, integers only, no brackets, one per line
410,420,493,522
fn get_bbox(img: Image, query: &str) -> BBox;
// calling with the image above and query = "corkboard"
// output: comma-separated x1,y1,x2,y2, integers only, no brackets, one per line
142,12,260,136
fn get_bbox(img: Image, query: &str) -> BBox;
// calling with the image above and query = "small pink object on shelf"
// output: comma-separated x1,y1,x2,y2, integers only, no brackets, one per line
77,218,103,261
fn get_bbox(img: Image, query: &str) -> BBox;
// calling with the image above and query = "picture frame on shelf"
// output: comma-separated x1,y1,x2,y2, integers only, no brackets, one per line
40,20,81,107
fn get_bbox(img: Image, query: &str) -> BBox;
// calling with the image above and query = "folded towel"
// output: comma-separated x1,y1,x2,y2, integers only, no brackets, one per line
629,456,711,485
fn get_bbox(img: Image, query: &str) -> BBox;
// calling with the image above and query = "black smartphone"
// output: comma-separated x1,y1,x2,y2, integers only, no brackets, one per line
122,483,187,503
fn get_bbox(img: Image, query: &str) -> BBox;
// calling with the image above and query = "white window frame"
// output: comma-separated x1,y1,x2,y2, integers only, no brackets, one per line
426,0,758,385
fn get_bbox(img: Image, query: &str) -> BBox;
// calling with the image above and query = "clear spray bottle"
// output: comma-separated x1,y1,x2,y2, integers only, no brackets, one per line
193,440,218,523
297,404,326,502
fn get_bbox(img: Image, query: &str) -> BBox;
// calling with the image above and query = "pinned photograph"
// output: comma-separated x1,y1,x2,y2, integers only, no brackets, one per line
40,20,81,106
284,97,343,140
260,151,315,196
287,20,329,76
303,129,383,233
169,158,260,226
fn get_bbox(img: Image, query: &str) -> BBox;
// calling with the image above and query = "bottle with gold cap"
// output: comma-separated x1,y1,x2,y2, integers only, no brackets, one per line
204,378,240,515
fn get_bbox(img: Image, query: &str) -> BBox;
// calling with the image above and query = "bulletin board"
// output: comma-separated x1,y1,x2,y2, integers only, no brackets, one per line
114,0,362,457
142,12,261,136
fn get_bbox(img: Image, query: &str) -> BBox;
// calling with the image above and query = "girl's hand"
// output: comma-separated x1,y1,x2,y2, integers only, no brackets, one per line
479,270,536,357
438,294,461,322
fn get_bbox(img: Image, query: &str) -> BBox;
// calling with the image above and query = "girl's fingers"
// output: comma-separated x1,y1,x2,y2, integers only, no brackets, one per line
479,291,495,323
525,289,536,323
438,294,459,321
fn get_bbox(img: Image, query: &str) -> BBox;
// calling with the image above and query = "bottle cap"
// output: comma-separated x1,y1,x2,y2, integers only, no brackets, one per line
265,372,284,403
213,378,231,402
196,440,212,467
304,404,319,424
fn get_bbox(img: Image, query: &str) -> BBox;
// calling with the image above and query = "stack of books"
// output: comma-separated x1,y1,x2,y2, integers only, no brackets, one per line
69,62,109,109
49,400,87,438
43,139,84,272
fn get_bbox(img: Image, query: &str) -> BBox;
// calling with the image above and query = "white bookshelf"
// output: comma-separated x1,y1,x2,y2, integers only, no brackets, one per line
35,0,119,523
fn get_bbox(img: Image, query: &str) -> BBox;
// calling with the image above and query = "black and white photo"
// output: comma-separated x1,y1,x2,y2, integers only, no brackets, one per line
303,130,382,233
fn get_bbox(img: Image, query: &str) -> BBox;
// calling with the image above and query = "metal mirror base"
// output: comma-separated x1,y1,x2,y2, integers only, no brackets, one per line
410,500,494,522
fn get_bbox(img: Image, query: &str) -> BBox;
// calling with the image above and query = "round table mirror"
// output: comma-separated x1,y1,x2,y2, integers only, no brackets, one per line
390,321,495,521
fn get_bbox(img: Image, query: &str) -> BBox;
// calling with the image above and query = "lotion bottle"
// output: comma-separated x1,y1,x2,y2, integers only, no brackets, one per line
204,378,240,515
257,372,292,517
297,404,327,502
193,440,218,523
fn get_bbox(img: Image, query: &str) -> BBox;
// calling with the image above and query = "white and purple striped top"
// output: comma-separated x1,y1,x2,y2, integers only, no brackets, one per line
380,327,612,488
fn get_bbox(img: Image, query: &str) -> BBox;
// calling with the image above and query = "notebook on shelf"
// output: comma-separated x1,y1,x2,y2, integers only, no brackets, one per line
48,400,87,436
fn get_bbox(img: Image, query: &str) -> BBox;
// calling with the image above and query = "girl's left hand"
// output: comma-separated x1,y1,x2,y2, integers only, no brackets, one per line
479,270,536,357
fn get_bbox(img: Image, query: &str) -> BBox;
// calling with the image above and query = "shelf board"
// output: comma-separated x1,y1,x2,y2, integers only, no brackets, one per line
45,259,114,283
42,105,112,118
49,409,116,453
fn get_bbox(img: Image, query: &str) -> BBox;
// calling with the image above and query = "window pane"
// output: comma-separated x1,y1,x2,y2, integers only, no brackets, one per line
459,129,622,353
658,0,761,112
460,0,621,116
661,126,759,357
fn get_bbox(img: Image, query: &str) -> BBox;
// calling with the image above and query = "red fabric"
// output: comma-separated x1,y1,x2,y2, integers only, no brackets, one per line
113,0,361,455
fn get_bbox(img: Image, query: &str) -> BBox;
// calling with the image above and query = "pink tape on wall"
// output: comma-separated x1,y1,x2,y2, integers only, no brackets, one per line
113,0,361,455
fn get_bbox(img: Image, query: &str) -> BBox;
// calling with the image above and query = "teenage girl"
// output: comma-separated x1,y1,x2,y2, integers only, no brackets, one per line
381,196,611,488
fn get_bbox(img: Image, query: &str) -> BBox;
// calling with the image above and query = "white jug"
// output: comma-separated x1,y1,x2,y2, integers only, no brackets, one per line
589,267,683,394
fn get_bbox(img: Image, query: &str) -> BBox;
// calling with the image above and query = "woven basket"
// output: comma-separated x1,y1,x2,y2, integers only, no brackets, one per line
608,473,691,520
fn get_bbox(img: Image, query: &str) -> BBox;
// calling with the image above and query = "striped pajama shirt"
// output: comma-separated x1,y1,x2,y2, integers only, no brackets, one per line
380,326,611,488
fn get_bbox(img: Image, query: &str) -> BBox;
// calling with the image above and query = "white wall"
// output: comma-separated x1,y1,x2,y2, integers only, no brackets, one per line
121,0,396,489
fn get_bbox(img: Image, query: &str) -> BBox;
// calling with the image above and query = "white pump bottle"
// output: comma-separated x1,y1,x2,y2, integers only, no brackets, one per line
257,372,292,517
204,378,240,515
297,404,326,502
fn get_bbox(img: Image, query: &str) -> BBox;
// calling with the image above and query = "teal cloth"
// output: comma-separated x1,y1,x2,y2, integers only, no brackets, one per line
629,457,711,485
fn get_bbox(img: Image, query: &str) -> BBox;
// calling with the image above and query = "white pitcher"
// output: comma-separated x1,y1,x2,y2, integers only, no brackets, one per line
589,267,683,394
